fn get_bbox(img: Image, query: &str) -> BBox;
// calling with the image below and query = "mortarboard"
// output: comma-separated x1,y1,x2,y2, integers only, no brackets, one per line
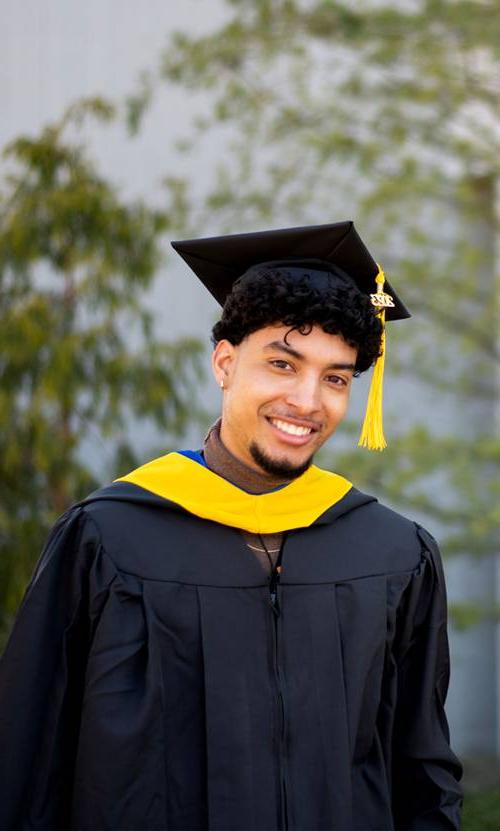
172,221,410,450
171,221,410,321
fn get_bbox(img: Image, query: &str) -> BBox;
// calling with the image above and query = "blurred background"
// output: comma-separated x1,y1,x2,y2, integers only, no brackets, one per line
1,0,499,826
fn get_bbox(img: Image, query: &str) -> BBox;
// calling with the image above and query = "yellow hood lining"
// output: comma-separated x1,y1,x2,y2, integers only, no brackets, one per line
117,452,352,534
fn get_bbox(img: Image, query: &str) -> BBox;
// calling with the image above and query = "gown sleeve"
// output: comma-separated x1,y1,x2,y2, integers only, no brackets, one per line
391,524,463,831
0,506,113,831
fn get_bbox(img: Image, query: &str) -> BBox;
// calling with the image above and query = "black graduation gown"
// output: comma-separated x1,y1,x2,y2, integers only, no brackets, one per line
0,464,463,831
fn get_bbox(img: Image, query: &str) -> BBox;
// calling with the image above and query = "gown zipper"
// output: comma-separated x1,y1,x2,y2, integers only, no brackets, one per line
265,538,289,831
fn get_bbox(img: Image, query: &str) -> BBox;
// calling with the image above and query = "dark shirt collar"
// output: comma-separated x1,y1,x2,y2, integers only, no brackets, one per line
203,418,291,495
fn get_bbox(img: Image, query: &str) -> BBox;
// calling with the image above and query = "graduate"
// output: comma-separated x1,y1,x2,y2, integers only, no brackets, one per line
0,221,463,830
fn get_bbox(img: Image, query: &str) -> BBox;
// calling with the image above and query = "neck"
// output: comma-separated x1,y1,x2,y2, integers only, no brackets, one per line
203,419,291,495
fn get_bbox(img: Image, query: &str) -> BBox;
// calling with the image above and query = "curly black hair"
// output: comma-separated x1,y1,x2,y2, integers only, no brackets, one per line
211,266,383,373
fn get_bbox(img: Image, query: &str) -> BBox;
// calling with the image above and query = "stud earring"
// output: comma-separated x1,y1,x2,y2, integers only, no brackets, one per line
220,378,225,389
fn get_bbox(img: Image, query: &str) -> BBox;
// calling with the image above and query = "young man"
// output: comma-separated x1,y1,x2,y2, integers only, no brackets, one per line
0,222,462,830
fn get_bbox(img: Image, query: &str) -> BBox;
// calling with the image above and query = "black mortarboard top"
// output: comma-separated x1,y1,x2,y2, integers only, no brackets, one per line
171,221,410,321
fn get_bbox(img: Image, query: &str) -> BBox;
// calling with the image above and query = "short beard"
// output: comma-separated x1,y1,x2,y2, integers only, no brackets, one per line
249,441,314,481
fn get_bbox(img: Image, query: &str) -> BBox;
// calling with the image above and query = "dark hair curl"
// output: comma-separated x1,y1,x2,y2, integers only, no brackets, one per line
211,267,383,373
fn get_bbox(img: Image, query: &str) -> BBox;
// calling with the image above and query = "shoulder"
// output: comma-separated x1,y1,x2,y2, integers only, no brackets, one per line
41,503,102,561
68,479,203,579
335,489,439,574
23,504,104,607
353,495,420,537
76,479,175,540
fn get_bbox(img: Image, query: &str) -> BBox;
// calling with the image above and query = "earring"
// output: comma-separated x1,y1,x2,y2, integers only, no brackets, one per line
219,378,225,389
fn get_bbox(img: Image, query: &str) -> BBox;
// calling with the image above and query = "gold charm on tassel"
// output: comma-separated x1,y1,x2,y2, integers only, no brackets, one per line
358,266,393,451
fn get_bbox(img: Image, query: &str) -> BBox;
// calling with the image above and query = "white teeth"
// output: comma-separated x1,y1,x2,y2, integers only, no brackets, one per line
271,419,312,437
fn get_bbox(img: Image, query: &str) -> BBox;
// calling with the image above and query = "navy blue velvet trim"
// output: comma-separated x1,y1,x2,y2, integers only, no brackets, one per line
178,449,207,467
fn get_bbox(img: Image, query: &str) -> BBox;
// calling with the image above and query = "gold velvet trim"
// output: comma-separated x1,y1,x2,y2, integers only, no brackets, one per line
116,452,352,533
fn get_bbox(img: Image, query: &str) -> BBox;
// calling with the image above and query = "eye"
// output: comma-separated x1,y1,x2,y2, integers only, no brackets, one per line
270,359,293,370
325,374,348,387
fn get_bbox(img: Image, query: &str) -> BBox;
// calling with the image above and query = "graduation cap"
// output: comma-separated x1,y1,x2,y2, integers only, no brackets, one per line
172,221,410,450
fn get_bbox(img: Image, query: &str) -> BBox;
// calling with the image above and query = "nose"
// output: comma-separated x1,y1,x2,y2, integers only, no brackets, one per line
285,374,322,415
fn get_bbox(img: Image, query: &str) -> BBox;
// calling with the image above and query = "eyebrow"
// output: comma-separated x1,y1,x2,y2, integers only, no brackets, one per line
263,340,356,372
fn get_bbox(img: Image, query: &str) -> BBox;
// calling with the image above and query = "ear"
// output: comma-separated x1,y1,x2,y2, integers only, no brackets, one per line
211,339,236,388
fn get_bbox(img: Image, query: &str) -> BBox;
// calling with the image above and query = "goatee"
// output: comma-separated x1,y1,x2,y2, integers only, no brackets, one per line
249,441,314,481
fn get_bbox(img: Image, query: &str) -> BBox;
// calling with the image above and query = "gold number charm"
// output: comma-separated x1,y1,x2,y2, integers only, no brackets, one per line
370,292,395,309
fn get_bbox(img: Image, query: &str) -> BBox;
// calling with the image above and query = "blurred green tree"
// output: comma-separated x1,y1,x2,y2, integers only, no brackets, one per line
462,788,500,830
0,98,203,641
127,0,499,575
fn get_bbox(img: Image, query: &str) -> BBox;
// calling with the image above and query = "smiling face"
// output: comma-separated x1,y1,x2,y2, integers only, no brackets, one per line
212,324,357,479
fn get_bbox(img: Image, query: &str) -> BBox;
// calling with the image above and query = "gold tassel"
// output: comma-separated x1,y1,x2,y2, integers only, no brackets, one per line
358,266,390,451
